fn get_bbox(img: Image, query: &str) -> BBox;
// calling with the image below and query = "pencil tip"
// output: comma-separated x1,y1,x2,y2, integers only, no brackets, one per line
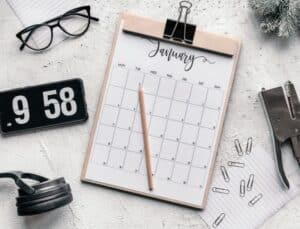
138,84,144,91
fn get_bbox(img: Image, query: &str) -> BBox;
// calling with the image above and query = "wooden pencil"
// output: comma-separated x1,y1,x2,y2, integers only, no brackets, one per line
138,85,154,191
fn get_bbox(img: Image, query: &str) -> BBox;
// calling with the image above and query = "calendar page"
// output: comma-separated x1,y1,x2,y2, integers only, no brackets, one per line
83,19,235,208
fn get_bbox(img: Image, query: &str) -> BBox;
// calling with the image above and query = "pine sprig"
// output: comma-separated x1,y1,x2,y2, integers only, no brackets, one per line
249,0,300,37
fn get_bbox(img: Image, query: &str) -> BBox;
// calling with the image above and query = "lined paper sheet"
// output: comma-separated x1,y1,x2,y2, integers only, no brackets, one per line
200,145,300,229
6,0,81,48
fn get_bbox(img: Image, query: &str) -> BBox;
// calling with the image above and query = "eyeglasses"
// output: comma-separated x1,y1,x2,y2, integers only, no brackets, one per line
16,5,99,51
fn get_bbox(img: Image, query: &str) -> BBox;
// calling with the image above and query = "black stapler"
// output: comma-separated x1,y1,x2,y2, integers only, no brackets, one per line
260,81,300,189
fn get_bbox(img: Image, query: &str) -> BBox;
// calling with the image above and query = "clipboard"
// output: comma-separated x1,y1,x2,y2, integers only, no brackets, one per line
81,1,241,209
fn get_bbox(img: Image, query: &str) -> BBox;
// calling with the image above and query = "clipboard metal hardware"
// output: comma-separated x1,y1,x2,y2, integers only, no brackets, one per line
163,1,196,44
260,81,300,189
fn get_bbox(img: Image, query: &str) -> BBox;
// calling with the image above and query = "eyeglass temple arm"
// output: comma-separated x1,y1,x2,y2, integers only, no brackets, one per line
45,13,99,23
73,13,99,21
90,16,99,21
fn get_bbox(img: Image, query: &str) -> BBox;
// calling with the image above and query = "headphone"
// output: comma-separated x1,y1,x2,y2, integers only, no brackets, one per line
0,171,73,216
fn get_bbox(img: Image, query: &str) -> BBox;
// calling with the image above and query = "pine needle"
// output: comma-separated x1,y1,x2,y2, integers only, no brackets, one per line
249,0,300,37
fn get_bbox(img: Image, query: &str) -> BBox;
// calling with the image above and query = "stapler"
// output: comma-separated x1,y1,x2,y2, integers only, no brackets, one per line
260,81,300,189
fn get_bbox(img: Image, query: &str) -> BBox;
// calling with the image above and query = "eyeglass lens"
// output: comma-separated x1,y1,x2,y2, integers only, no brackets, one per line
59,8,90,36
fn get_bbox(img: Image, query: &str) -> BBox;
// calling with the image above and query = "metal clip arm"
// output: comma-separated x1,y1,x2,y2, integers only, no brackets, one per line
163,0,196,44
273,135,290,188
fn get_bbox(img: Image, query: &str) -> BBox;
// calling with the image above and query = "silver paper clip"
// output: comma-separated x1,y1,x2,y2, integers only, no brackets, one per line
248,193,263,207
234,139,243,156
240,179,245,198
227,161,245,168
221,166,230,183
212,187,230,194
212,213,225,228
245,137,253,155
247,174,254,191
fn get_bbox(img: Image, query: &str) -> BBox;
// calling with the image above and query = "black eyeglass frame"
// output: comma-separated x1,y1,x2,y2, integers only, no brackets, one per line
16,5,99,51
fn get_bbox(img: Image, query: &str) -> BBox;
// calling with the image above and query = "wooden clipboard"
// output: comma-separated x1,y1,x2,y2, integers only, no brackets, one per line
81,10,241,209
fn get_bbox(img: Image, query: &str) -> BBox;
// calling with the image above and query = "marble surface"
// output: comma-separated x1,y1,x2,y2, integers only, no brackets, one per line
0,0,300,228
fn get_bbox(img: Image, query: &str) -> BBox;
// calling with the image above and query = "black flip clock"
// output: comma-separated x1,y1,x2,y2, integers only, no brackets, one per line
0,78,88,134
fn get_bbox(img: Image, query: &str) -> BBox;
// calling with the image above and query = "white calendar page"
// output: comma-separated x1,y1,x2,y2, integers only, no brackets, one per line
84,21,234,208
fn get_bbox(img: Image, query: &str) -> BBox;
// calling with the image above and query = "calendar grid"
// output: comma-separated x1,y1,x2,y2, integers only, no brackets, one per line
153,78,177,179
100,104,218,130
96,123,213,153
136,72,162,174
94,143,208,169
109,81,222,111
93,64,223,188
93,145,204,189
186,85,209,186
102,67,130,165
119,71,145,170
169,81,193,183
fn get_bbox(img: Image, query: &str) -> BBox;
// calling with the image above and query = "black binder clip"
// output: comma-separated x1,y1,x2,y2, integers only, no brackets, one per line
260,81,300,189
163,1,196,44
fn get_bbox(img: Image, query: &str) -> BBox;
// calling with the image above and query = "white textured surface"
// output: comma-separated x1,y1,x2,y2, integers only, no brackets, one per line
0,0,300,229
